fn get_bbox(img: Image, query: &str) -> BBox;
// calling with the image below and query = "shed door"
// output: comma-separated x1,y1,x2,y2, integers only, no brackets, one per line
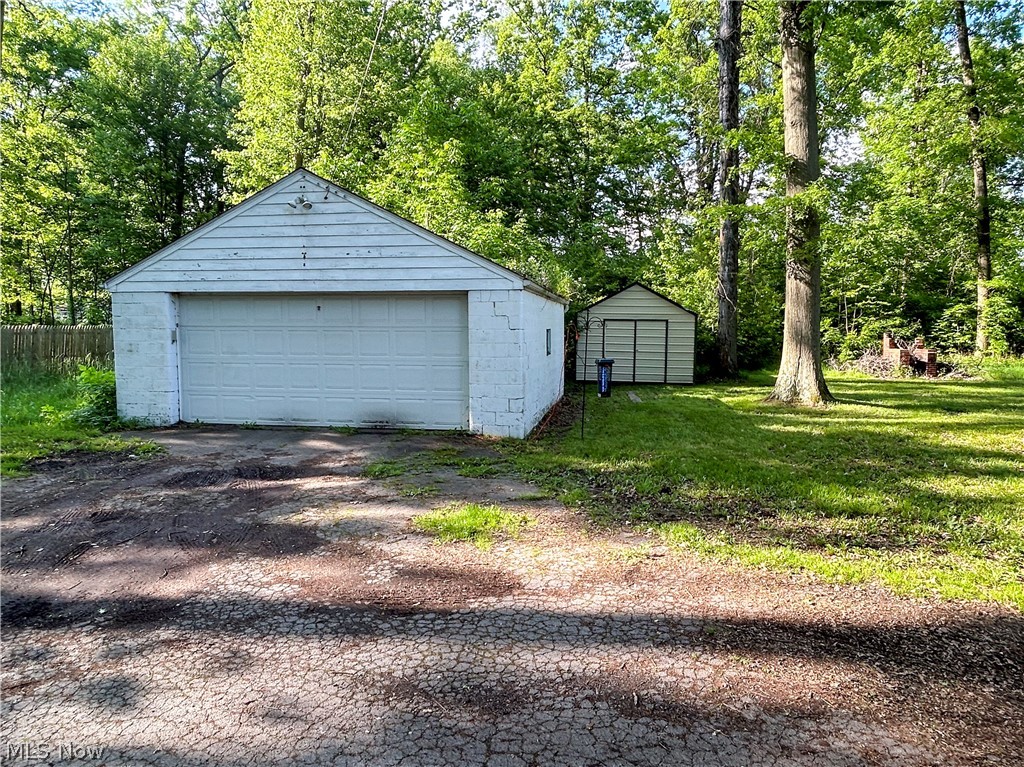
178,294,468,428
602,319,669,384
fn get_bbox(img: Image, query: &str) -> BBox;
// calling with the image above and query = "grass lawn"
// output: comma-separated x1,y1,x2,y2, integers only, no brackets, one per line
503,371,1024,609
1,368,159,476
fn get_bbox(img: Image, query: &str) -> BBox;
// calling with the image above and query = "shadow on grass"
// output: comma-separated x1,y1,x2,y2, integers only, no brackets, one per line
514,378,1024,567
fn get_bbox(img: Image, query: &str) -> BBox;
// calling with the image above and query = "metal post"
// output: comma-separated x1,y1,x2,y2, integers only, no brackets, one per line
578,312,604,441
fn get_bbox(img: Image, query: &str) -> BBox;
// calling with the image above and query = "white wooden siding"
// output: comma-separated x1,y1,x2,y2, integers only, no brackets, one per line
576,285,695,384
108,172,519,295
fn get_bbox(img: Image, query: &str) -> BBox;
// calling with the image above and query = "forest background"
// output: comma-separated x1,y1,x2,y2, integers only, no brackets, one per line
3,0,1022,376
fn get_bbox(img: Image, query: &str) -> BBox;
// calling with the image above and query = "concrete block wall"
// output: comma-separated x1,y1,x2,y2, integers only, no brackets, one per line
467,290,527,438
113,288,563,436
522,290,565,432
111,292,179,424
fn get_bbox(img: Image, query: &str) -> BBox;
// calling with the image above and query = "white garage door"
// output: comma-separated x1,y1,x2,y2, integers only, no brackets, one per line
178,294,468,429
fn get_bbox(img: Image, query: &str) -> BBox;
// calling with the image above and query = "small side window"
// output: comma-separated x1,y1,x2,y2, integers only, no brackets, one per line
546,328,552,356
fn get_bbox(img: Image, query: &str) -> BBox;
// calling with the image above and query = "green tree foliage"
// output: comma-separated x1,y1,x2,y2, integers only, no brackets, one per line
2,1,236,323
819,0,1024,357
1,4,102,322
3,0,1021,369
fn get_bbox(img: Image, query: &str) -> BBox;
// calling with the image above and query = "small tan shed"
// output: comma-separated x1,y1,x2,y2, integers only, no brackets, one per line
575,283,696,384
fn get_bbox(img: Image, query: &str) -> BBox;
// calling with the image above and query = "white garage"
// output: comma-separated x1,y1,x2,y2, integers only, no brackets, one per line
106,169,566,438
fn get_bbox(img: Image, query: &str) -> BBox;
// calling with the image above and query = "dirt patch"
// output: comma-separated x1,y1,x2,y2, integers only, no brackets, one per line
296,549,521,611
2,427,1022,766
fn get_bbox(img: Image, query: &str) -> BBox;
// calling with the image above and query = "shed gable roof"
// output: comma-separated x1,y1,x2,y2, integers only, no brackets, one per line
105,169,565,303
583,283,698,318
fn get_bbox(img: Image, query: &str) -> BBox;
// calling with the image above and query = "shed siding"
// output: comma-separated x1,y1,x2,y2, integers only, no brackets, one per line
576,285,695,384
109,174,519,295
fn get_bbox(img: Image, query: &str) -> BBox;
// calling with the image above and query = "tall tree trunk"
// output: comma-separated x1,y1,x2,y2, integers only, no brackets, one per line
954,1,991,353
770,1,833,405
716,0,742,377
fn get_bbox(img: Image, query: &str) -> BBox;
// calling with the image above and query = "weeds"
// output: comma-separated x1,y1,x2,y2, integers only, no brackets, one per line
1,366,160,475
361,460,406,479
413,502,533,548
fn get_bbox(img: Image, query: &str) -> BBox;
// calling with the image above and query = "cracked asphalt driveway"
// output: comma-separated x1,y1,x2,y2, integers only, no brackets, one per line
2,428,1022,766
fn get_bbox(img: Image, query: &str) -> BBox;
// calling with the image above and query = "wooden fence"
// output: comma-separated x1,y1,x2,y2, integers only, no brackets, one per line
1,325,114,371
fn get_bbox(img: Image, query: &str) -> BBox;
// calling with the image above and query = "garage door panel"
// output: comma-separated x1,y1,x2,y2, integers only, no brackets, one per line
286,329,319,353
322,364,356,390
430,365,465,392
394,331,428,355
286,397,323,421
358,301,389,323
255,330,286,355
216,298,251,325
221,362,253,386
322,330,356,356
251,301,283,323
187,394,220,416
219,330,252,355
288,364,321,389
285,301,320,322
322,396,359,415
358,330,391,356
185,329,218,355
394,299,427,323
220,396,256,421
357,398,396,424
180,294,468,428
394,366,428,391
320,299,354,323
185,362,220,388
431,300,465,323
253,363,288,388
430,331,467,357
359,364,394,391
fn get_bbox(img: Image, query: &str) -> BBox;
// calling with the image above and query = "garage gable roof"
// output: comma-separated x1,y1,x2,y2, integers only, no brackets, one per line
105,169,566,303
582,282,698,318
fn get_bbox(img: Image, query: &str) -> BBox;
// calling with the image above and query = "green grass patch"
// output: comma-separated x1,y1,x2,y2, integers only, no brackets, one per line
361,459,407,479
945,353,1024,381
413,502,533,548
1,367,161,476
502,373,1024,609
361,448,507,480
398,482,440,498
454,458,504,477
514,491,554,501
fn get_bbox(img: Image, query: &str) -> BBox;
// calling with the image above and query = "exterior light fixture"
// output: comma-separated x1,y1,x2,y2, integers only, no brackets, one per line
288,195,313,210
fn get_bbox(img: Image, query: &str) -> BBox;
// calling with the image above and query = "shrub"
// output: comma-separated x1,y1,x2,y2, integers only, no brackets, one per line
983,280,1024,356
42,366,120,430
70,366,119,429
931,303,976,352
